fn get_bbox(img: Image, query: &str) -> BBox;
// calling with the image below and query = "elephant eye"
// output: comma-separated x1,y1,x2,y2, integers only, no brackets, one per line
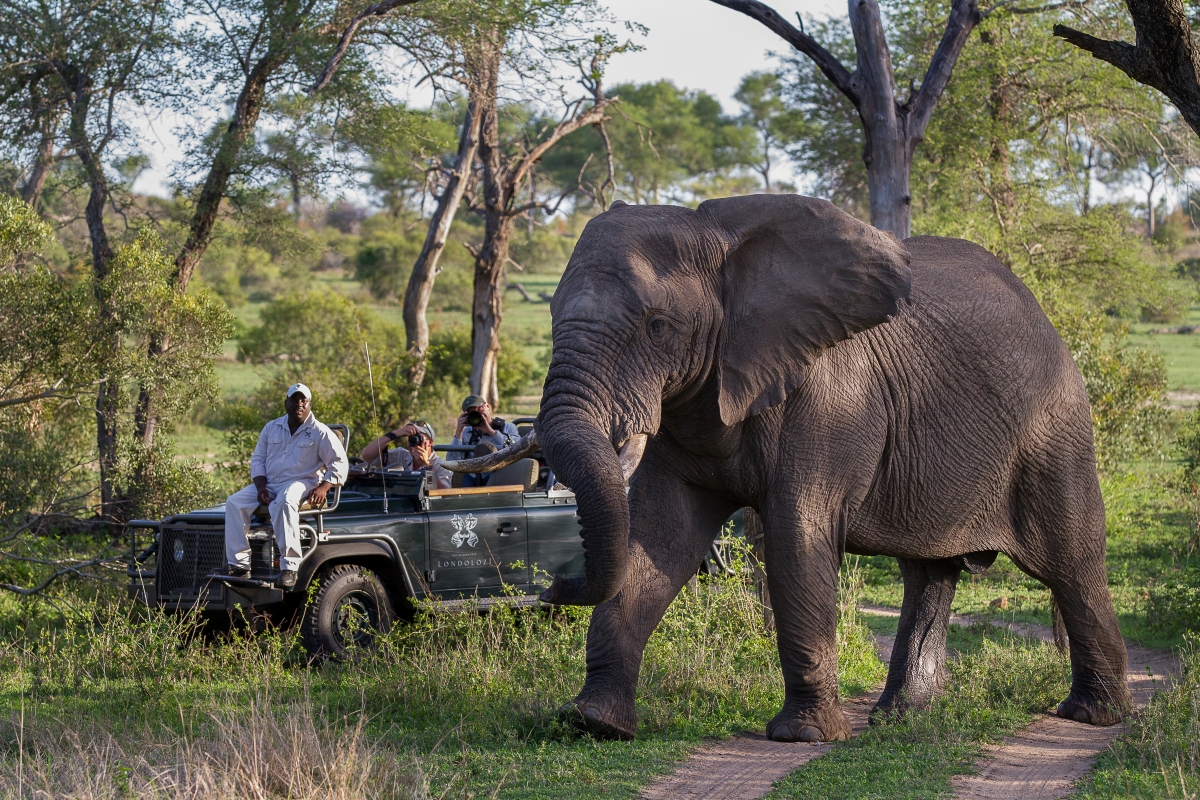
647,314,674,347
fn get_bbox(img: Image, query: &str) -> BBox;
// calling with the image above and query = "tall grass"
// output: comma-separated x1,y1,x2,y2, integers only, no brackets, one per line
0,558,884,798
1078,633,1200,798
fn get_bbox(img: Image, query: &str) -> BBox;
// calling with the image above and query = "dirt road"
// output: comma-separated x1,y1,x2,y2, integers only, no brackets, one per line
639,611,1175,800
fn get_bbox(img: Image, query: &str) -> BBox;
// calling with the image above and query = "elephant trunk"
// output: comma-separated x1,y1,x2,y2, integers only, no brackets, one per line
536,406,630,606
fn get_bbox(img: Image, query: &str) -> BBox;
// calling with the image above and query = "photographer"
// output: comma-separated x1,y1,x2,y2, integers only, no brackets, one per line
451,395,519,457
360,421,451,489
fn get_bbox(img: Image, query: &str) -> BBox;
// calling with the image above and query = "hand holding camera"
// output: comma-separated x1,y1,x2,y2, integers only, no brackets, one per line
407,431,433,469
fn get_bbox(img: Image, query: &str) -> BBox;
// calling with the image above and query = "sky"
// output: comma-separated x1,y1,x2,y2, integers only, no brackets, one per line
602,0,843,108
132,0,848,199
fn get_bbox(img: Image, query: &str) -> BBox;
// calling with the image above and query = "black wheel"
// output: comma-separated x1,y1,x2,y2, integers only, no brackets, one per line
302,563,395,658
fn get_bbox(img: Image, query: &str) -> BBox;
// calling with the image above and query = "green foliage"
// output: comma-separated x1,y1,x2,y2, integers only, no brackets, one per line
542,79,758,205
1050,304,1169,468
0,426,91,523
426,325,535,402
0,194,51,267
113,438,223,519
102,230,236,423
353,212,476,306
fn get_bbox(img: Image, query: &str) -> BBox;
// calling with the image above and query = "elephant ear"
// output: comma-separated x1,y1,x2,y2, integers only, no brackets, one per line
698,194,912,426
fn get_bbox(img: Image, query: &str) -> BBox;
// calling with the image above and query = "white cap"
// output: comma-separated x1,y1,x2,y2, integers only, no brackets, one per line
286,383,311,399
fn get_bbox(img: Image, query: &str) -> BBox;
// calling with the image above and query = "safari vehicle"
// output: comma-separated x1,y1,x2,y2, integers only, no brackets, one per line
127,421,588,657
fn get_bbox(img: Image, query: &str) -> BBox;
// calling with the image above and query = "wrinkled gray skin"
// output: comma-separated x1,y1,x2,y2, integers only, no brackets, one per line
534,194,1130,743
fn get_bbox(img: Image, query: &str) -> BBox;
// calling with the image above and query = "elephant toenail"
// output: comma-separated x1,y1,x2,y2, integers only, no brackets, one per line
797,726,823,742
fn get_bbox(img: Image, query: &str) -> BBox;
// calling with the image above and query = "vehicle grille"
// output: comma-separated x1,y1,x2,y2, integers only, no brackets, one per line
158,526,224,599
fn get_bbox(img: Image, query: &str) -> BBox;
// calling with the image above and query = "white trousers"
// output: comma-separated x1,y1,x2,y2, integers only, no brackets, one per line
225,480,316,571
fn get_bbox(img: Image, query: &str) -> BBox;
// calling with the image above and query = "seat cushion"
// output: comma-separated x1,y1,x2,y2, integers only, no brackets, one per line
487,458,539,491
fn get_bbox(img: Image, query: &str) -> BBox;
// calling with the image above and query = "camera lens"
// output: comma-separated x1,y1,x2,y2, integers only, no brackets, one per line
466,411,483,427
407,433,425,447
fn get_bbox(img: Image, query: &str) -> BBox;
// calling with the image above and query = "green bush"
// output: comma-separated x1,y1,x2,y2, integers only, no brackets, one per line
426,325,536,403
113,438,224,520
1050,304,1169,469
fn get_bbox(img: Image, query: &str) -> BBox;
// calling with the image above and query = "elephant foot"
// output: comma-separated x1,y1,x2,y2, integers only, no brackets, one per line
1056,686,1129,727
557,696,637,741
869,684,940,724
766,703,851,743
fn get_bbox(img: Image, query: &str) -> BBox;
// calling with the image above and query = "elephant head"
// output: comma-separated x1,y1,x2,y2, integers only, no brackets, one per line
449,194,911,606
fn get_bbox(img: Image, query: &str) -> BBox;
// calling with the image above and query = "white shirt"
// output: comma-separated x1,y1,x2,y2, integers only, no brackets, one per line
250,413,349,487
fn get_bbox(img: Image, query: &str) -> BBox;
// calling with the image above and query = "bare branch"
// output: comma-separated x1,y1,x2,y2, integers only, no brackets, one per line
708,0,859,107
909,0,981,141
0,383,98,409
0,554,124,597
1055,0,1200,139
307,0,424,95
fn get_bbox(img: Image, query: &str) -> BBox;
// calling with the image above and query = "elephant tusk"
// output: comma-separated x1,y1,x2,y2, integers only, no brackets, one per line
442,430,539,473
618,434,648,483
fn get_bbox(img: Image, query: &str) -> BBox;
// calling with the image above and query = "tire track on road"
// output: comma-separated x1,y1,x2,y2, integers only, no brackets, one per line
641,608,1176,800
950,635,1175,799
638,635,895,800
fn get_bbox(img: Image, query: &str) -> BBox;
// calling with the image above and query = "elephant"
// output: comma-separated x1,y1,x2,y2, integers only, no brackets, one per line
447,193,1130,743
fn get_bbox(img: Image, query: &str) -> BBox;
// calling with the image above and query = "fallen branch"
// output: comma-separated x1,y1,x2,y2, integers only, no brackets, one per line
506,282,534,302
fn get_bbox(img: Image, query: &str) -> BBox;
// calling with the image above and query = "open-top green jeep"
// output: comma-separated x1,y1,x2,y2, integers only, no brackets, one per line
128,422,738,657
127,421,590,656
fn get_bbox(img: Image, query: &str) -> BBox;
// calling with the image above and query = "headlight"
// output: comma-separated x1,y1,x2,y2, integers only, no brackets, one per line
173,538,185,563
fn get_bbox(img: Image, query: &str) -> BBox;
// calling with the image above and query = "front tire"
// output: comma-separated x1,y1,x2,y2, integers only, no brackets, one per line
302,564,395,658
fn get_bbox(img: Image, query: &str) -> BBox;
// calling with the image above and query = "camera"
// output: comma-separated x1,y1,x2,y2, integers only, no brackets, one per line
466,410,484,427
407,432,427,448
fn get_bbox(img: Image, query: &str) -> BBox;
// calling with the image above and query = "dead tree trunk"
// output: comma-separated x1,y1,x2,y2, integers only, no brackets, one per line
1055,0,1200,142
469,80,615,405
403,93,482,373
710,0,980,237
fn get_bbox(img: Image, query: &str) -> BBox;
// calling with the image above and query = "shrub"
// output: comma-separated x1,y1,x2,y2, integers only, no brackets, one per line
1049,302,1168,469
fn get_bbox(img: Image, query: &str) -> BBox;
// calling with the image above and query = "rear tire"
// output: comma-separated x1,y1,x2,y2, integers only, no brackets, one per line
302,564,395,658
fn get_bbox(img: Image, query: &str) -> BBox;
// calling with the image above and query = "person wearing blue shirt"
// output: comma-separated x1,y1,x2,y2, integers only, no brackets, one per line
450,395,519,486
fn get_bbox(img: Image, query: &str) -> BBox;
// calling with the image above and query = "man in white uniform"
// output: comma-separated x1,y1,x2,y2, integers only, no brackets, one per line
218,383,348,586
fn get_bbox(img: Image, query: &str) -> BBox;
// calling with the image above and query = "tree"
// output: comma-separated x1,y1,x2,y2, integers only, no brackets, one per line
709,0,981,236
734,71,797,192
1055,0,1200,141
1,0,174,517
470,59,615,405
538,80,754,206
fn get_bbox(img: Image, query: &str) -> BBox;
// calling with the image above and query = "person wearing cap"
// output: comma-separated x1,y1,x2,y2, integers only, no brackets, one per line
218,383,349,586
359,420,452,489
451,396,519,457
451,396,520,487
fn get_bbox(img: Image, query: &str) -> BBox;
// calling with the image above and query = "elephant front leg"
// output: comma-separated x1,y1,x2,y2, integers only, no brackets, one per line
871,557,961,721
563,471,734,740
763,512,852,743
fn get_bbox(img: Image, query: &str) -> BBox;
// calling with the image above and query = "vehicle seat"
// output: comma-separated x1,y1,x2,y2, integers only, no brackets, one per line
487,458,539,491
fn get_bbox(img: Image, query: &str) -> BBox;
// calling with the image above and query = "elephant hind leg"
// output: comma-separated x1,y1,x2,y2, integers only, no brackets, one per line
871,557,961,722
1008,440,1130,726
